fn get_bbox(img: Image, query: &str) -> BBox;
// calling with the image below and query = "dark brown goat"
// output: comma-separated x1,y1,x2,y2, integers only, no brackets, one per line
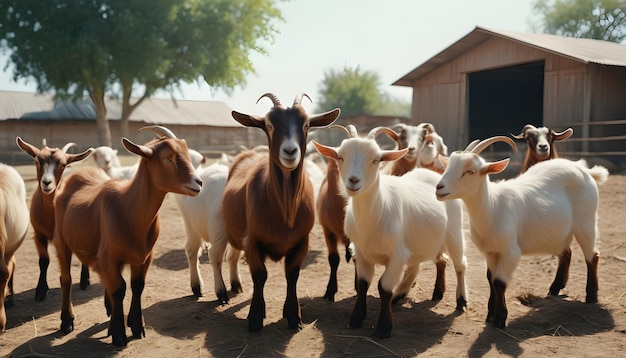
511,124,573,173
53,126,202,347
16,138,93,301
222,93,340,332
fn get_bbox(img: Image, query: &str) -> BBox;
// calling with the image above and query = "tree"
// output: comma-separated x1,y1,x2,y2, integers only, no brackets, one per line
0,0,282,145
531,0,626,42
315,66,410,118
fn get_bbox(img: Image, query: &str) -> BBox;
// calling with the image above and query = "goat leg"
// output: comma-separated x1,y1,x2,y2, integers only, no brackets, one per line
348,278,369,329
247,267,267,332
549,247,571,296
80,264,90,290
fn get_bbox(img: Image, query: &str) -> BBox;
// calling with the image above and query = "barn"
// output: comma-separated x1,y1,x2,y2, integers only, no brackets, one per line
393,26,626,169
0,91,265,164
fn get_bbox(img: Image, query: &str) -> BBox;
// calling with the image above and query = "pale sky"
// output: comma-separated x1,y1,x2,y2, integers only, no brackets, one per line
0,0,537,115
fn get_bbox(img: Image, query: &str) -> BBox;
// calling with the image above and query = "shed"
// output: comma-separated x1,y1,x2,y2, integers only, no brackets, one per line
0,91,266,164
393,26,626,168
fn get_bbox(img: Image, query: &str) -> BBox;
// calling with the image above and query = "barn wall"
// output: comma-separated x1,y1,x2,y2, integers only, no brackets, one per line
0,120,265,165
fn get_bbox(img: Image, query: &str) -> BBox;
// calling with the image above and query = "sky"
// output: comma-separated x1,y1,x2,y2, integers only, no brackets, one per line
0,0,537,115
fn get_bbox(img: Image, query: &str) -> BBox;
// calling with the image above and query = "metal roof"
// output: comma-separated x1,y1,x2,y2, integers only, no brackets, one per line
393,26,626,86
0,91,241,127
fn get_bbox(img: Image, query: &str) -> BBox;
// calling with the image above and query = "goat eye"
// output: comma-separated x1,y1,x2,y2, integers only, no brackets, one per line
266,123,273,131
373,159,380,165
462,170,474,177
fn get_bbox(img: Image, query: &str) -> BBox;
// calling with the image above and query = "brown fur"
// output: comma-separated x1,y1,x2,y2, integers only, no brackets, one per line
222,95,340,332
53,134,201,347
15,138,93,301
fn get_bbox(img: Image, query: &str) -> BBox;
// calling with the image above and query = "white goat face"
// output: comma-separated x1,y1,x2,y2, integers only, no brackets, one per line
93,146,119,172
398,125,422,159
436,152,483,201
38,160,62,195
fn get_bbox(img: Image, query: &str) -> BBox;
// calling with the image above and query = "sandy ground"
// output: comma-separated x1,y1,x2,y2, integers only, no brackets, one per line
1,161,625,358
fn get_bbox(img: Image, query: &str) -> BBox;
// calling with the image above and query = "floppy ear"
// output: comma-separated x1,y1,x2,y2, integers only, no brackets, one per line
311,141,340,161
67,148,94,164
480,158,509,175
309,108,341,128
553,128,573,141
122,138,153,159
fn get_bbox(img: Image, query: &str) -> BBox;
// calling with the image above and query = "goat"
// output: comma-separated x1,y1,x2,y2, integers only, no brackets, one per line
316,155,353,302
174,162,242,302
383,122,448,176
312,125,468,339
435,136,607,328
15,138,93,301
511,124,573,173
221,93,340,332
92,145,206,179
0,164,30,332
53,125,202,347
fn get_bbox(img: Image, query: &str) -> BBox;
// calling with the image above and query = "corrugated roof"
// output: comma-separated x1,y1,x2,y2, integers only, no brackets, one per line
0,91,241,127
393,26,626,86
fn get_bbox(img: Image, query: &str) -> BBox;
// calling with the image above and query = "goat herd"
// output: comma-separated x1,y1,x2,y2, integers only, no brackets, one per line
0,93,608,348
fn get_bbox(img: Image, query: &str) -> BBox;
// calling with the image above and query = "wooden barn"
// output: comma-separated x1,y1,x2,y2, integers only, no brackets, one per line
0,91,266,164
393,26,626,169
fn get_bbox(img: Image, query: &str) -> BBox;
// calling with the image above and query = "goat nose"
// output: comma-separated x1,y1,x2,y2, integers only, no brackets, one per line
195,178,203,187
436,184,444,190
283,147,297,156
42,178,52,186
349,176,360,185
538,144,548,150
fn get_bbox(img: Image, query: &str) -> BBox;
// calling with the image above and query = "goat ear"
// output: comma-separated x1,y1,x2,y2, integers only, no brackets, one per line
16,137,40,158
309,108,341,128
311,141,340,161
438,154,449,168
480,158,509,175
122,138,154,159
553,128,573,141
231,111,265,128
381,148,409,162
67,148,94,164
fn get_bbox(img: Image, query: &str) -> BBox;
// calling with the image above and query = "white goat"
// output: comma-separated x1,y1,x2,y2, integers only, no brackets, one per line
0,164,30,332
174,162,242,302
312,125,468,339
435,136,608,329
93,145,205,179
383,122,448,176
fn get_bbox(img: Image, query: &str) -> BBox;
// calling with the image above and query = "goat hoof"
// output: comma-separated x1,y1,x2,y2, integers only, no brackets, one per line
392,293,406,305
80,280,90,290
375,325,392,339
192,286,202,297
216,290,229,305
493,318,506,329
431,289,444,301
60,321,74,335
323,290,336,302
112,334,128,347
231,281,243,294
247,319,263,333
456,297,467,311
131,326,145,339
34,285,49,302
586,294,598,304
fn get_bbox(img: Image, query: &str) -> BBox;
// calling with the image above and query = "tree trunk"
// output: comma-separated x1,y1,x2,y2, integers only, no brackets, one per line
121,81,149,140
89,88,112,147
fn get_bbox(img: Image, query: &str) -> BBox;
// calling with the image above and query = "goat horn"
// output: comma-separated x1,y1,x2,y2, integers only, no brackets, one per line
292,93,312,107
134,125,177,139
328,125,356,139
464,139,481,151
469,136,517,154
366,126,400,141
511,124,537,140
61,142,76,154
256,93,284,108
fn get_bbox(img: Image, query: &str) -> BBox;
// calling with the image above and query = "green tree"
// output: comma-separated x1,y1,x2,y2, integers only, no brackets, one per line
315,67,410,118
531,0,626,42
0,0,282,145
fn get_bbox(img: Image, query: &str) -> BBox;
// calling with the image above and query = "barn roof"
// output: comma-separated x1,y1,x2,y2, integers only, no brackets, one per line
393,26,626,86
0,91,241,127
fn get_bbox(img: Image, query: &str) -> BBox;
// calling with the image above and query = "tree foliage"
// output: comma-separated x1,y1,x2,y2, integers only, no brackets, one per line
532,0,626,42
0,0,282,145
315,66,410,118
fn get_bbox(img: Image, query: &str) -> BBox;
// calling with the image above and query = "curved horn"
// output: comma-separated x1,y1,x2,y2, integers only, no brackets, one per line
366,126,400,142
464,139,481,152
256,93,284,108
328,124,359,139
469,136,517,154
511,124,537,140
61,142,76,154
134,125,177,139
293,93,312,107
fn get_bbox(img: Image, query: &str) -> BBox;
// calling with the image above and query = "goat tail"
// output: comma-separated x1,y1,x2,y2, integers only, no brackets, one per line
588,165,609,185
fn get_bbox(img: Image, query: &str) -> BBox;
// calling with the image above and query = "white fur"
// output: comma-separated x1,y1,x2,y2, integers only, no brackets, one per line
174,162,241,299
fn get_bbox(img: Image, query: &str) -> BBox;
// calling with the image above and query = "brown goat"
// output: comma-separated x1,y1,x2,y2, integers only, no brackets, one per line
222,93,340,332
53,126,202,347
16,138,93,301
317,157,354,302
511,124,573,174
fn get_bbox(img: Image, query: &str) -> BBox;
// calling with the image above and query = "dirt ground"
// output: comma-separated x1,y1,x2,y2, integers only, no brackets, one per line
1,161,625,358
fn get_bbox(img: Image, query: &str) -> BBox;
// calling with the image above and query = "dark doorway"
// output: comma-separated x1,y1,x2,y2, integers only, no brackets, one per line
468,61,545,150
